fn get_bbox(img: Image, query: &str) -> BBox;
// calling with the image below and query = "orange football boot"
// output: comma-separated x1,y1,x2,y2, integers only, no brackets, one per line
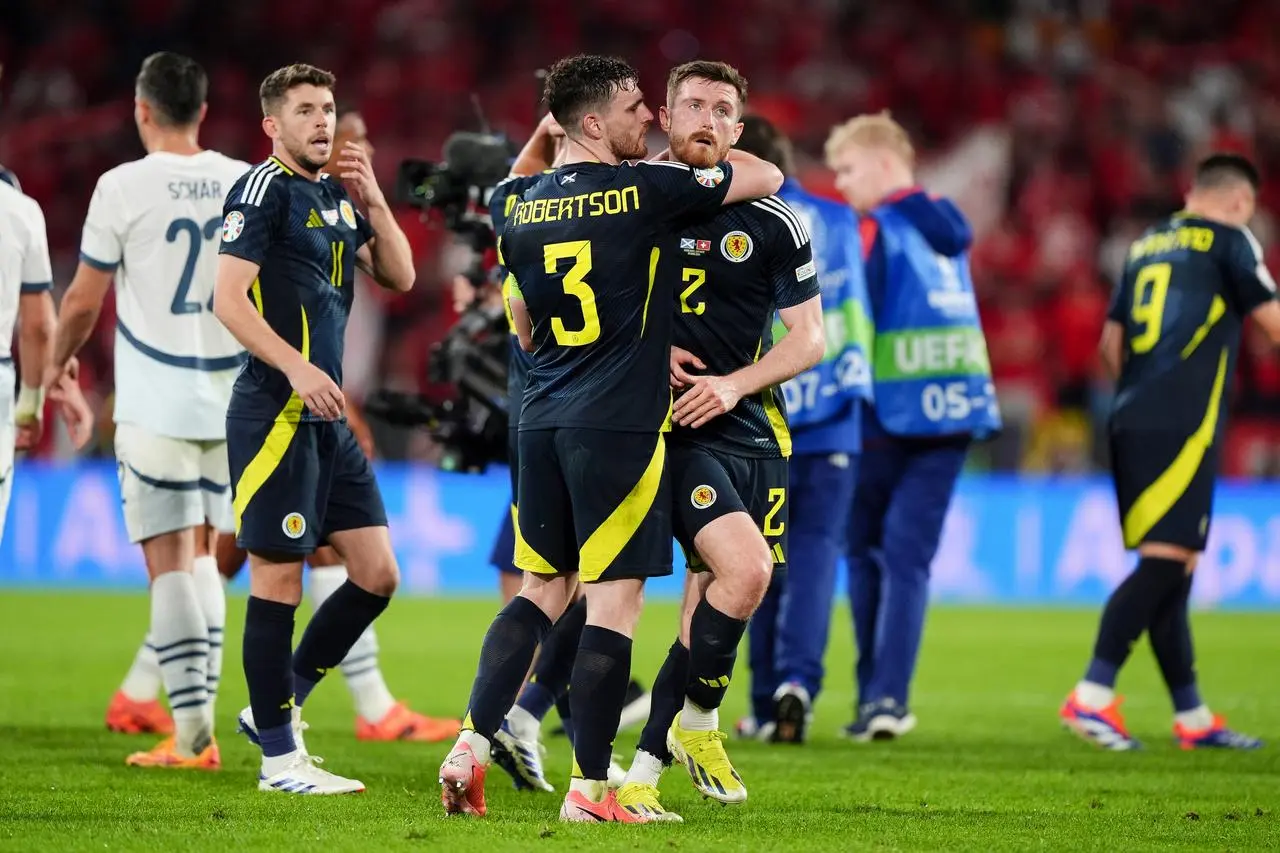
560,789,654,823
105,691,174,735
440,742,487,816
356,702,461,742
125,736,221,769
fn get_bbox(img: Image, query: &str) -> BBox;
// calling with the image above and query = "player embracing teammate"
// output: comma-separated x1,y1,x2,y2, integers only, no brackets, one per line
438,53,787,823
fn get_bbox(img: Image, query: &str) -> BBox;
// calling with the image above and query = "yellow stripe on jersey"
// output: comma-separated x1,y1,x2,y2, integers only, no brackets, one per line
641,246,660,337
250,278,264,315
754,340,793,457
269,156,295,176
329,241,345,288
232,305,312,533
1181,295,1226,359
512,504,558,575
578,434,666,582
1122,346,1228,548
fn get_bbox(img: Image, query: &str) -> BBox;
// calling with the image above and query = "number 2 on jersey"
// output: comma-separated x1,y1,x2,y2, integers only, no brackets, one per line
763,487,786,536
681,268,707,315
166,216,222,315
1131,262,1171,354
544,240,600,346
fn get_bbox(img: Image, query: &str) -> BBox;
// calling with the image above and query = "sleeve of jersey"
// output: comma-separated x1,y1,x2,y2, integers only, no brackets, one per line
218,172,285,266
20,198,53,293
355,209,375,249
765,201,820,310
630,160,733,222
1225,227,1278,313
79,175,125,272
488,177,523,232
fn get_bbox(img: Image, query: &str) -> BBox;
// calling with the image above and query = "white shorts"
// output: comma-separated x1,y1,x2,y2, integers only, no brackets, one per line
114,422,234,543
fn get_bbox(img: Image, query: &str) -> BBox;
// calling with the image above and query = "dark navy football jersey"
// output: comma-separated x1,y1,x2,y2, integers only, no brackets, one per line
1109,212,1276,435
669,195,819,457
502,159,734,432
489,171,551,420
219,157,373,422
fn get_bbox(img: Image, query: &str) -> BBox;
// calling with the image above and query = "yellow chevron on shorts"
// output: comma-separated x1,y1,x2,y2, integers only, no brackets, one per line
512,503,558,575
579,434,666,582
232,305,312,533
1122,347,1228,547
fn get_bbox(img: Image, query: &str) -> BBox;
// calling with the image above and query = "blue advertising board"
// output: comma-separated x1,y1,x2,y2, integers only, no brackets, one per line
4,462,1280,608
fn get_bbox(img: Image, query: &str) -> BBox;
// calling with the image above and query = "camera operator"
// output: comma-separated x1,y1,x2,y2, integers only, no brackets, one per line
367,123,524,477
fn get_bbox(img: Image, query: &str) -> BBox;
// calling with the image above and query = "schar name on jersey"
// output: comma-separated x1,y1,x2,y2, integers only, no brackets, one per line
168,179,225,200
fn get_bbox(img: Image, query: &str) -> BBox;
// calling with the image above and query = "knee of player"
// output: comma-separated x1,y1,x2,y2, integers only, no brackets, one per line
358,556,400,597
1138,542,1196,568
732,543,774,605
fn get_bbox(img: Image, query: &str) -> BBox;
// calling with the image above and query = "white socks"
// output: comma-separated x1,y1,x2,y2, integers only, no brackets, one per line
1077,681,1215,730
457,729,492,764
506,705,541,741
569,777,608,803
1073,680,1115,711
1175,705,1214,730
623,749,664,788
119,635,162,702
151,571,211,757
310,565,396,722
192,555,226,727
679,699,718,732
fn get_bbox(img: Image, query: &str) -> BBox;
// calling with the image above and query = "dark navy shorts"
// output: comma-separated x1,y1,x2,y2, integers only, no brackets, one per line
669,440,789,572
227,417,386,556
1111,429,1218,551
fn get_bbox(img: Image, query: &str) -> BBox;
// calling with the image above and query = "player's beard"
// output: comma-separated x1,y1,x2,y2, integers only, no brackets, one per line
287,138,331,175
607,125,649,162
669,129,725,169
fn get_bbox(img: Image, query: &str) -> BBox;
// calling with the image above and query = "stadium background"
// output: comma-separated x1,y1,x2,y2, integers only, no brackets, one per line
4,0,1280,607
3,5,1280,851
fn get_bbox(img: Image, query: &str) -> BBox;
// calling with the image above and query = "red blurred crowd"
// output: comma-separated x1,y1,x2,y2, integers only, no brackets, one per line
4,0,1280,474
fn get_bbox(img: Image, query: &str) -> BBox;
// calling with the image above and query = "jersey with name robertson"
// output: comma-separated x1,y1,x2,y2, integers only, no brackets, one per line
218,157,374,423
502,159,734,433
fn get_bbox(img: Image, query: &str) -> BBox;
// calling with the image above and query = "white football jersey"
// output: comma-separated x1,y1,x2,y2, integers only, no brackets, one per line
0,180,53,364
80,150,252,439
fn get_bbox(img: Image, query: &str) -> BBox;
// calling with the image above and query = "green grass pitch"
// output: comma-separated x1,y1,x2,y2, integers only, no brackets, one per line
0,592,1277,852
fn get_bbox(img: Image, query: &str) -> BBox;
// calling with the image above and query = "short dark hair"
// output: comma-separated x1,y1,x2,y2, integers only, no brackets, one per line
666,60,749,115
736,115,794,176
544,55,639,135
1195,152,1260,192
259,64,336,116
136,52,207,127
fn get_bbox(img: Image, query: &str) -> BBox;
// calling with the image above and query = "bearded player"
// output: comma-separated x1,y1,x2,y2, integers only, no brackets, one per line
615,62,824,820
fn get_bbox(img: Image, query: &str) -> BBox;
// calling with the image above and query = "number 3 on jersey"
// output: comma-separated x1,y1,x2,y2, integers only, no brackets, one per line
544,240,600,346
1131,262,1171,353
167,216,222,315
